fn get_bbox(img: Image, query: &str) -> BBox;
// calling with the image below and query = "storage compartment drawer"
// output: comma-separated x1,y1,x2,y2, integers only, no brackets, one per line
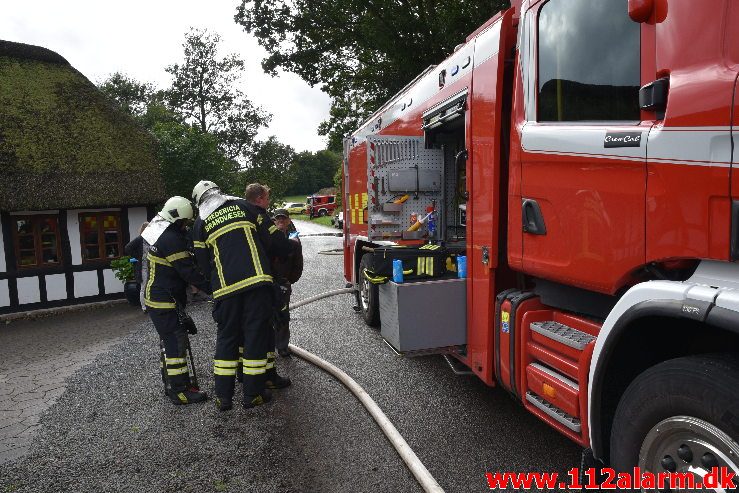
379,278,466,352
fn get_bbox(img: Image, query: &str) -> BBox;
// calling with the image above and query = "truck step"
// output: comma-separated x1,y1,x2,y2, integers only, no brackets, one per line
530,321,596,351
526,391,582,433
530,362,579,390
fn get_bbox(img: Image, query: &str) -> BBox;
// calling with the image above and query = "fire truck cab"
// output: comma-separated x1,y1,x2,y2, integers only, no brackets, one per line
343,0,739,480
306,194,337,217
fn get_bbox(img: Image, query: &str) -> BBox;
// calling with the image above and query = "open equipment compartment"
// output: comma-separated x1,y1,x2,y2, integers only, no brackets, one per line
379,277,467,353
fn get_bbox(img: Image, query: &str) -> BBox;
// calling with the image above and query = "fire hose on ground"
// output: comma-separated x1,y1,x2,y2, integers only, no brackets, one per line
287,287,445,493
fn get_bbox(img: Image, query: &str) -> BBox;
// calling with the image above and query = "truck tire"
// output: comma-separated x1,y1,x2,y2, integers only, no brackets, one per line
610,354,739,482
318,208,328,217
358,253,380,327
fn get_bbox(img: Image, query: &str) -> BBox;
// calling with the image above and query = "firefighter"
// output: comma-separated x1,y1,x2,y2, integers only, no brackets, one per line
142,196,211,405
269,208,304,357
192,181,295,412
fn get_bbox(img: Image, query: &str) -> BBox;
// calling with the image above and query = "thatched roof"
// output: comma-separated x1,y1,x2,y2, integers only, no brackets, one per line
0,40,166,211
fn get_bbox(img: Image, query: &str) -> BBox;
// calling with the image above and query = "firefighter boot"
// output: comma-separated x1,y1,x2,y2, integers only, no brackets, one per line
168,374,208,405
242,389,273,409
213,359,239,408
265,371,292,389
265,351,291,389
214,396,232,412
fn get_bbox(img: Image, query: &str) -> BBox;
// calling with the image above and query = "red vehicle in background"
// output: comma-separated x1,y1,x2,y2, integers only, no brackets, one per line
341,0,739,481
306,194,337,218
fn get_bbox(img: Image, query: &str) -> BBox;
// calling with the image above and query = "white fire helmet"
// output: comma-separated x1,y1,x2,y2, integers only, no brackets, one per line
160,196,194,223
192,180,220,207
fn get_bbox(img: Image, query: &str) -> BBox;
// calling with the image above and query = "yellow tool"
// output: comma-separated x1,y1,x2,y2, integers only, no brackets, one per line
393,194,410,204
407,212,432,232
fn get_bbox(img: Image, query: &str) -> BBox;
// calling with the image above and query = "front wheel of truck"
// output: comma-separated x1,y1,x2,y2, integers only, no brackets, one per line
609,354,739,490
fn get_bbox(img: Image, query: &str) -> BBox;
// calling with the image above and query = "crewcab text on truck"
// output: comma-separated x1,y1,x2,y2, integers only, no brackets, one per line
341,0,739,482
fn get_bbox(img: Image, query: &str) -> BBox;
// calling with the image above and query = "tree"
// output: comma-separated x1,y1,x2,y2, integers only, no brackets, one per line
98,72,238,199
98,72,156,118
233,136,296,202
166,28,270,162
151,122,235,198
333,157,343,208
235,0,509,152
286,150,341,195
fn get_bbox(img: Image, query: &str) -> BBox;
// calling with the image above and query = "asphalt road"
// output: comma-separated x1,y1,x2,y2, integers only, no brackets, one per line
0,219,581,492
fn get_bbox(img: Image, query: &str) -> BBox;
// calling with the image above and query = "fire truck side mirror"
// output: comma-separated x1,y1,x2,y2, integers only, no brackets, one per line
628,0,654,23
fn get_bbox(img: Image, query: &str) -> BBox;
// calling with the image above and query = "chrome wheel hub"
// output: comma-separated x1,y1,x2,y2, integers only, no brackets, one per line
639,416,739,492
359,271,370,312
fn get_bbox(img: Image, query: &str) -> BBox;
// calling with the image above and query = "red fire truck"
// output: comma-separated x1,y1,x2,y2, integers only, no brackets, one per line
306,194,337,217
342,0,739,480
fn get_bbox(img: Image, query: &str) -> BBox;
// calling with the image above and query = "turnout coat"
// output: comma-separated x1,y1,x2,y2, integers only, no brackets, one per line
192,199,293,300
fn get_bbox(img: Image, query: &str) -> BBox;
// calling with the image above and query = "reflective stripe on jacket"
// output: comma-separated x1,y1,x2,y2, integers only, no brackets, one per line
144,224,211,310
193,199,294,300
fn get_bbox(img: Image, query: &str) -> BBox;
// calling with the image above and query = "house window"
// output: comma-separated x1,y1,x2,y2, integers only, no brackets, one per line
13,215,62,268
79,212,122,262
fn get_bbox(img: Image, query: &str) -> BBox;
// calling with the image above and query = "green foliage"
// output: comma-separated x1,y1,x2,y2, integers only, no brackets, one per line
292,213,333,227
233,136,296,202
97,71,235,200
333,159,343,208
166,29,270,162
235,0,510,150
285,150,341,195
151,122,234,199
110,256,134,282
138,102,184,130
98,72,156,118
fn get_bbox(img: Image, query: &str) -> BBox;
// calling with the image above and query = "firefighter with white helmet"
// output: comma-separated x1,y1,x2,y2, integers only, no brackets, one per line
192,180,219,207
141,196,212,405
192,181,295,411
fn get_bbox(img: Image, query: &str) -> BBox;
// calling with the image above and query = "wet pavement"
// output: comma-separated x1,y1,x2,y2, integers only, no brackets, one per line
0,218,581,492
0,303,144,464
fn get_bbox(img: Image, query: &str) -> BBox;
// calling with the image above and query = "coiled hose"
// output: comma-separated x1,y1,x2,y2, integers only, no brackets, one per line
288,288,444,493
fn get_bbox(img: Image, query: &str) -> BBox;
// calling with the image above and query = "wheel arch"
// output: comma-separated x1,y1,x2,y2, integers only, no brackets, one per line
588,260,739,462
352,238,379,285
589,304,739,462
588,280,739,463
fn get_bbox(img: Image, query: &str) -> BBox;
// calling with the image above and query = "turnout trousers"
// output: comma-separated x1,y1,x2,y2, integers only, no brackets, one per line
213,286,273,400
148,308,192,392
274,291,291,353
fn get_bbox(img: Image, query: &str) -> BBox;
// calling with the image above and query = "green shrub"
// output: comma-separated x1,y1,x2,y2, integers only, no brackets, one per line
111,256,134,282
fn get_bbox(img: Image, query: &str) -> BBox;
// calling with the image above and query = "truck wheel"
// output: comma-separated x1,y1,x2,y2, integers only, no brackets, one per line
358,253,380,327
318,209,328,217
610,354,739,483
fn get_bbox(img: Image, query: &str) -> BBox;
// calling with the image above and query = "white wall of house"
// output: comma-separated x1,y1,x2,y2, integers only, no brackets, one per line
0,220,6,273
67,210,82,265
45,273,67,301
0,280,9,307
68,208,119,265
17,276,40,304
128,207,148,239
73,270,98,298
1,207,146,313
103,269,123,294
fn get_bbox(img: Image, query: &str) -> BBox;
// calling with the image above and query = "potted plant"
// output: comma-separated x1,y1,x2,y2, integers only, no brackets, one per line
111,256,140,306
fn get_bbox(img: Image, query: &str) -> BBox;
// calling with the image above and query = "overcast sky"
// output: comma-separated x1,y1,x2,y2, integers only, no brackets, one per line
1,0,332,152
